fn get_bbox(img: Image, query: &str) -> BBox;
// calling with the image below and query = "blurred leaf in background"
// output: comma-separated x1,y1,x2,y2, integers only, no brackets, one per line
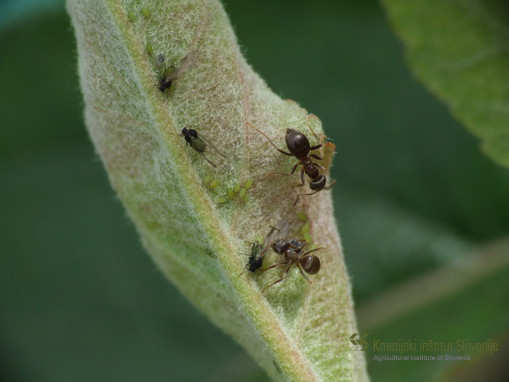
381,0,509,169
1,0,508,381
0,0,61,30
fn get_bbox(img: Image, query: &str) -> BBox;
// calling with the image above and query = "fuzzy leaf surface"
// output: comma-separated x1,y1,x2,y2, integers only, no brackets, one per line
67,0,368,380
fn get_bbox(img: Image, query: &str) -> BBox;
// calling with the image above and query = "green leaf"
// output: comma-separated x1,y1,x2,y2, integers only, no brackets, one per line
66,0,368,380
381,0,509,169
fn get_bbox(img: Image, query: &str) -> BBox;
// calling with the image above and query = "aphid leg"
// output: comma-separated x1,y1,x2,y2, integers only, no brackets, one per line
202,153,217,168
246,122,293,156
262,263,293,293
238,264,249,277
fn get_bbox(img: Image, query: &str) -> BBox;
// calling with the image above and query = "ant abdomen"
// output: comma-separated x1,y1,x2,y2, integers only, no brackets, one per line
301,255,321,274
309,175,327,191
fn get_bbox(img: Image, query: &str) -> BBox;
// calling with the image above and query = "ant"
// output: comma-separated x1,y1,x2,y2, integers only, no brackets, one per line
247,120,335,206
179,127,227,168
155,53,192,93
261,238,323,293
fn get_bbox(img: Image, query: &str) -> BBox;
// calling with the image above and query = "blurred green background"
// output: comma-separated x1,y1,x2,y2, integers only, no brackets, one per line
1,0,509,381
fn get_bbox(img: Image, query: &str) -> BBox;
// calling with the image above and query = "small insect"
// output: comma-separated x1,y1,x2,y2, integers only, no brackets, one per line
240,242,266,275
155,53,193,93
248,121,336,206
262,238,323,293
240,220,290,276
179,127,227,168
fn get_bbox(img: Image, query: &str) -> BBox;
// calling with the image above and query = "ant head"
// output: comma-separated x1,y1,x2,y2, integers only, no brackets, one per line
300,254,321,275
309,175,327,191
271,239,289,255
289,239,306,250
285,129,310,157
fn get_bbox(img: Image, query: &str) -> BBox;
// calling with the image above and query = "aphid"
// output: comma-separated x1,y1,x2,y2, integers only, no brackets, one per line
240,221,289,276
241,242,266,275
155,53,193,93
248,121,336,206
179,127,227,168
141,6,151,19
262,239,323,293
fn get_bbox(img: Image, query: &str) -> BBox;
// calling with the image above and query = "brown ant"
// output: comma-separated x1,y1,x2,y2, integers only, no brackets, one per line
247,120,335,205
262,238,323,293
179,127,227,168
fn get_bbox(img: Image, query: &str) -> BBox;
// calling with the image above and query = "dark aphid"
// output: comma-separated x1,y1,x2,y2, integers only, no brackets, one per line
247,121,336,206
262,239,323,293
179,127,227,168
155,53,193,93
240,242,265,276
240,220,289,276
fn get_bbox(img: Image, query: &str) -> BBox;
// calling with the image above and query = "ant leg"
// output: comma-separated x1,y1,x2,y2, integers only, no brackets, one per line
246,122,293,156
294,240,307,251
300,247,325,257
290,162,301,175
310,153,324,161
293,167,306,188
262,263,293,293
312,162,325,171
266,162,301,179
293,190,319,206
261,262,289,274
296,264,312,283
324,180,337,190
